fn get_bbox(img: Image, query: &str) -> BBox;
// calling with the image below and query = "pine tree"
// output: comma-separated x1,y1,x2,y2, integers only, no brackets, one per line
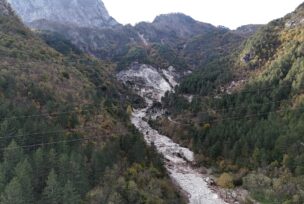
0,164,5,193
69,152,89,197
62,180,81,204
3,140,24,182
47,149,57,169
42,169,62,204
252,148,261,166
1,177,24,204
33,147,46,194
58,153,70,186
14,159,34,203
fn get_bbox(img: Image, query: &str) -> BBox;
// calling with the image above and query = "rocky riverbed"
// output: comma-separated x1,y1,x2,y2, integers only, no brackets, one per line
118,63,238,204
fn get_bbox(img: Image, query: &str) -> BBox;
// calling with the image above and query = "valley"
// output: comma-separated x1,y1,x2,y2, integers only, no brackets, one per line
118,63,232,203
0,0,304,203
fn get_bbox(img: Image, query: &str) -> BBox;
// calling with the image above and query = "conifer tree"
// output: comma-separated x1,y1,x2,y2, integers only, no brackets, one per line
42,169,62,204
14,159,34,203
3,140,24,182
69,151,89,196
32,148,46,194
0,164,5,193
1,177,24,204
62,180,81,204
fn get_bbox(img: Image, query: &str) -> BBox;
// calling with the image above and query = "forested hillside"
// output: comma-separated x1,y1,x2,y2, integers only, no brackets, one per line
4,0,304,202
157,3,304,203
0,1,184,203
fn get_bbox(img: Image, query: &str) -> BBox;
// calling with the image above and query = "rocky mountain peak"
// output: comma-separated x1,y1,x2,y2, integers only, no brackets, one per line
0,0,13,16
149,13,215,39
296,2,304,10
234,24,263,37
284,2,304,28
153,13,214,29
153,13,197,25
7,0,119,28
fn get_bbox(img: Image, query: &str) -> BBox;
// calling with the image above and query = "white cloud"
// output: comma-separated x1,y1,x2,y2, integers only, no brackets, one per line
103,0,303,29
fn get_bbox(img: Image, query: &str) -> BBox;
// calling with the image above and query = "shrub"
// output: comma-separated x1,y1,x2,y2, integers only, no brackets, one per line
243,173,272,190
217,173,234,188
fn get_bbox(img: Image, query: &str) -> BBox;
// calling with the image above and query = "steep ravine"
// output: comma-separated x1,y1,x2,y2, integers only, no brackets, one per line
118,64,231,204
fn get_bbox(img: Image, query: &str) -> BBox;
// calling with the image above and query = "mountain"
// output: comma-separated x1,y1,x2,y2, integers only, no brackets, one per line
153,13,214,37
233,24,263,38
135,13,216,43
7,0,259,74
0,0,12,16
158,3,304,203
0,0,184,203
7,0,119,28
8,0,300,202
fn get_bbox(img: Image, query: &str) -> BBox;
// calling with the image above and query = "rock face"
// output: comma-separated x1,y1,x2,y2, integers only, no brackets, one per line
0,0,13,16
7,0,259,79
285,3,304,28
152,13,215,38
117,63,178,103
135,13,217,45
233,24,262,38
7,0,254,71
7,0,119,28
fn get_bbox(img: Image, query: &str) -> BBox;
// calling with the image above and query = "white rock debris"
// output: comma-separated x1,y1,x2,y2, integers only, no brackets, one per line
162,66,178,87
117,63,172,102
138,32,149,46
118,63,229,204
184,94,194,103
132,108,227,204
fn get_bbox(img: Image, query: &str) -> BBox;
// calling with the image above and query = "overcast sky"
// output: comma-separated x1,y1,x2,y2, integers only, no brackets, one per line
102,0,303,29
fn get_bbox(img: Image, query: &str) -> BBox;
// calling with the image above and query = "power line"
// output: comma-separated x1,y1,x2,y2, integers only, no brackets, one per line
0,57,116,80
210,106,300,123
165,93,299,125
126,79,297,108
0,55,299,96
0,80,298,123
0,134,104,151
1,109,90,121
189,98,293,116
0,129,286,204
0,101,298,141
0,105,120,121
178,81,295,98
0,97,289,134
0,126,95,140
0,97,298,133
0,75,295,123
0,59,301,125
0,58,123,91
0,83,300,138
1,56,301,111
166,103,304,126
0,109,124,141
